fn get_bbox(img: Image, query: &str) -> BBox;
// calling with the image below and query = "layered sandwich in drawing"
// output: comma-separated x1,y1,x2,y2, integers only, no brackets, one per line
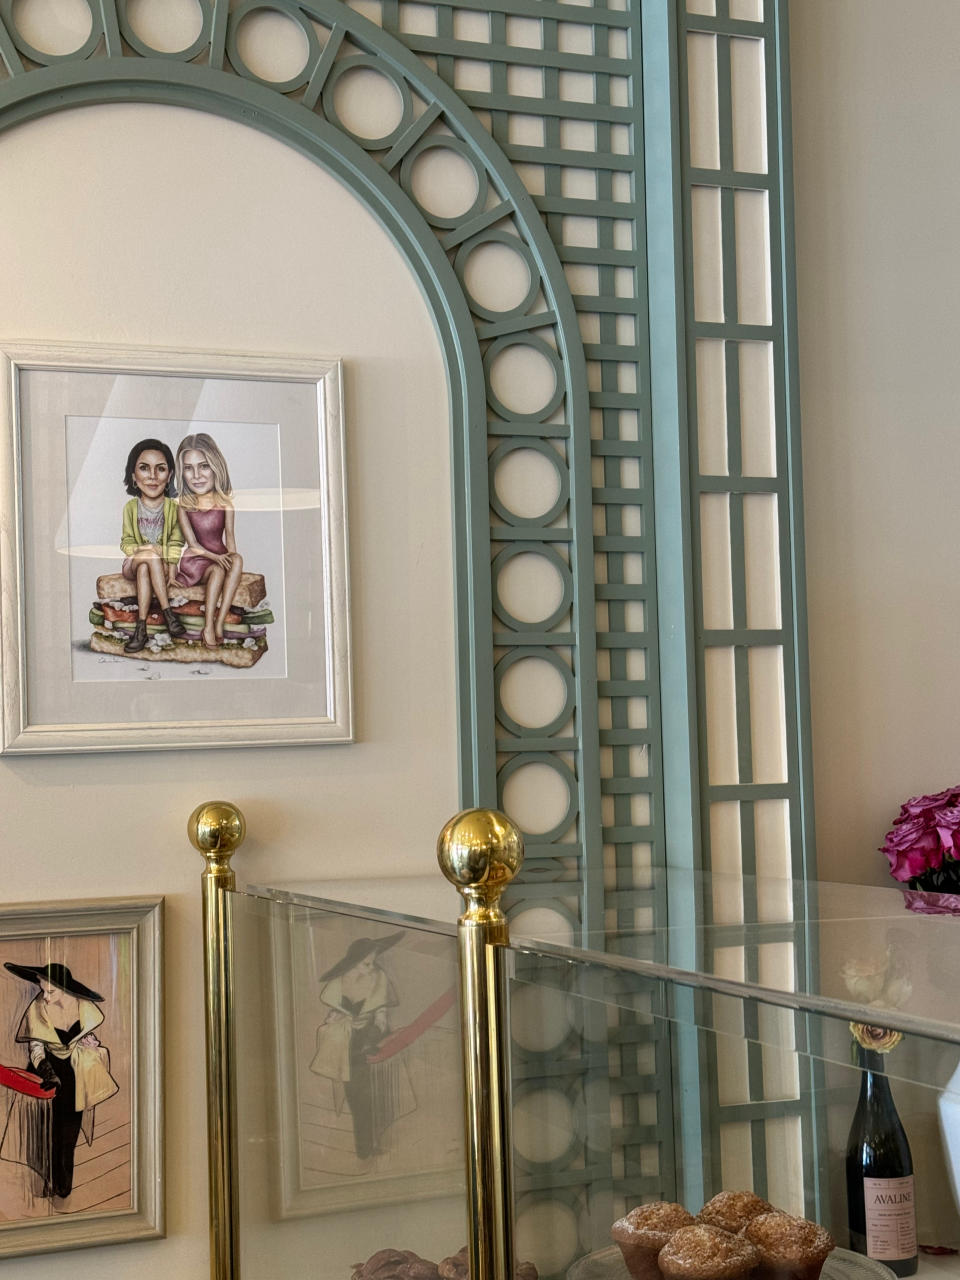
89,571,275,668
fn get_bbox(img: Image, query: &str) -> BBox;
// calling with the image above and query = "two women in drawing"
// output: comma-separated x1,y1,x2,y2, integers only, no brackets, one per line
119,432,243,653
0,961,119,1203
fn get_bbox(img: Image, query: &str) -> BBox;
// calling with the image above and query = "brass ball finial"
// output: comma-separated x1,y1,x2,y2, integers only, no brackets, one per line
188,800,246,864
437,807,523,912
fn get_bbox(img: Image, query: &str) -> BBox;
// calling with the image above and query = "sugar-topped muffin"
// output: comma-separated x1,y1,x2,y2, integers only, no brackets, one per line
437,1247,537,1280
611,1203,697,1280
697,1191,774,1234
658,1224,760,1280
352,1249,440,1280
741,1212,835,1280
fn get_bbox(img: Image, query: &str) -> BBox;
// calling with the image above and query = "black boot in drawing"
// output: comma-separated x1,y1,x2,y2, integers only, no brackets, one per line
124,620,148,653
162,607,186,638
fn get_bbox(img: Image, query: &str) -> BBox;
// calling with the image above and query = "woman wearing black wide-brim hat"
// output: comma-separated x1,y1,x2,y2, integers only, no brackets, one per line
310,932,414,1162
0,961,119,1201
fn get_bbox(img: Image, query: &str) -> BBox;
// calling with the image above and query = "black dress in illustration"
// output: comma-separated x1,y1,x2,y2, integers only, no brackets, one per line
309,934,416,1161
0,962,118,1202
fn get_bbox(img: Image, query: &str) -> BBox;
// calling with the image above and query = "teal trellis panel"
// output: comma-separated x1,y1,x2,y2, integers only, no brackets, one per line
371,0,678,1251
375,0,667,949
677,0,813,903
672,0,820,1220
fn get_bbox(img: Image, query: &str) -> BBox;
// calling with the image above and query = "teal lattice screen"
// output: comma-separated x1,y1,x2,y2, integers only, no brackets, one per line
674,0,818,1222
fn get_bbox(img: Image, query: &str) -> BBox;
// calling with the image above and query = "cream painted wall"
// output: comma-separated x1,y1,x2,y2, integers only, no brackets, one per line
790,0,960,886
0,103,458,1277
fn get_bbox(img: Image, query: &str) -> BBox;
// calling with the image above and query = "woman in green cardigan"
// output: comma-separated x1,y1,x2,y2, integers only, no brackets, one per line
119,438,187,654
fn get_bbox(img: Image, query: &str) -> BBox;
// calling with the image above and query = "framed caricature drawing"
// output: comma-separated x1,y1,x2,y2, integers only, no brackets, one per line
0,342,351,753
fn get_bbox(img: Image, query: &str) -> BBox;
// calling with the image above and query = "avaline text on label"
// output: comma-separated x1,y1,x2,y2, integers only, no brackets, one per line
864,1175,916,1259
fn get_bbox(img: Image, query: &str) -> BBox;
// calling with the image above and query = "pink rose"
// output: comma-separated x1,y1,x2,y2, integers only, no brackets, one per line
935,806,960,858
881,787,960,887
896,786,960,823
881,814,943,881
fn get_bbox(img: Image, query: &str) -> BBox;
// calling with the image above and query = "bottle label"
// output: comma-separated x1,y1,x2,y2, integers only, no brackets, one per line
864,1175,917,1259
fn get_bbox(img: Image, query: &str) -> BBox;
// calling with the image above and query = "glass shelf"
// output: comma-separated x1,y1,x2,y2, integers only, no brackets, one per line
251,873,960,1046
235,877,960,1278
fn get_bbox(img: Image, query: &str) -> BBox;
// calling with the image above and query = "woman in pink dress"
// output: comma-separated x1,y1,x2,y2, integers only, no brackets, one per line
174,433,243,649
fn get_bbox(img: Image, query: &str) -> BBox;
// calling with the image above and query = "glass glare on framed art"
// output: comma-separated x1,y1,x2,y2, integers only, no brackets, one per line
232,889,466,1239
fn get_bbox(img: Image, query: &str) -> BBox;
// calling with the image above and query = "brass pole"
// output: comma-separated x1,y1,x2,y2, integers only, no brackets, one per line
189,800,247,1280
438,808,524,1280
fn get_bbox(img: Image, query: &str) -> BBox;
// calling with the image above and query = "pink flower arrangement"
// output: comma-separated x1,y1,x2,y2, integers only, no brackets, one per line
881,786,960,891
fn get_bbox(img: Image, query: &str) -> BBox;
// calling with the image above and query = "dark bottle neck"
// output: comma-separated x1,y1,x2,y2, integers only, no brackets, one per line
857,1046,894,1102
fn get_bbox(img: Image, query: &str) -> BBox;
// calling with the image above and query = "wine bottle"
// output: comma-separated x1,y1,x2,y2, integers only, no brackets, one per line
846,1046,918,1276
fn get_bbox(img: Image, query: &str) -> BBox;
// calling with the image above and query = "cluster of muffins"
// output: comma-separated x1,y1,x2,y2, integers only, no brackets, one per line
611,1191,835,1280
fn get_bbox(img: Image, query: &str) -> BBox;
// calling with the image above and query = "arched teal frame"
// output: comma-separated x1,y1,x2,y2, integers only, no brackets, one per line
0,0,603,885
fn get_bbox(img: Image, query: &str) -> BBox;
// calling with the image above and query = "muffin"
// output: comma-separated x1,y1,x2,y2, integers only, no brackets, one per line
437,1246,537,1280
611,1203,697,1280
437,1248,467,1280
740,1212,835,1280
352,1249,440,1280
697,1191,774,1234
658,1224,760,1280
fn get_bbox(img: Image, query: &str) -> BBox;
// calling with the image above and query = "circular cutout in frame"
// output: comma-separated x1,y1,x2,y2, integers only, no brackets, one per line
484,333,565,423
118,0,209,59
489,437,568,527
453,228,540,322
399,134,488,229
511,982,577,1056
227,2,318,93
516,1193,583,1279
508,900,578,948
499,753,578,843
495,649,574,738
492,543,572,632
6,0,100,62
513,1082,579,1169
323,55,414,151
